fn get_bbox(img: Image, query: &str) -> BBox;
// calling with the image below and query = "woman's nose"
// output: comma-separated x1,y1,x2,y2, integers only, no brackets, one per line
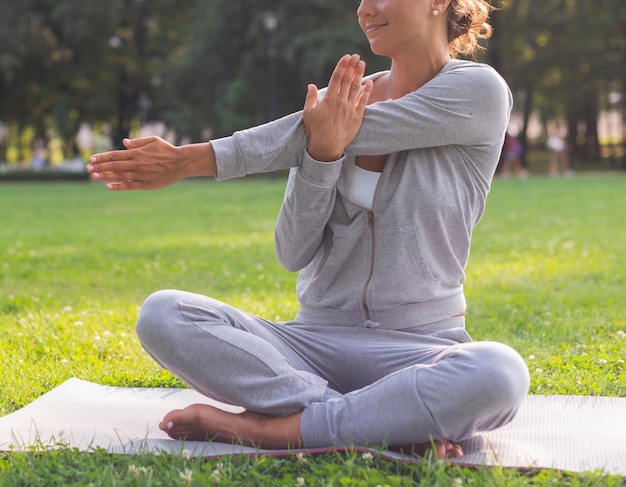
357,0,374,17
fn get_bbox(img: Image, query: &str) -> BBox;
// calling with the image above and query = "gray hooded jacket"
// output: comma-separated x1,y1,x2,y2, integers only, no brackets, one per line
212,59,512,330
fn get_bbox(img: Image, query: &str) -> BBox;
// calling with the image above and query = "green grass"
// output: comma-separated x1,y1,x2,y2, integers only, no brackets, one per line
0,174,625,485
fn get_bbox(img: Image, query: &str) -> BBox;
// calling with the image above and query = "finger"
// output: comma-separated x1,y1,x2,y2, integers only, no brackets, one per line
88,157,135,178
91,166,136,183
327,54,351,95
87,149,132,170
106,180,142,192
348,60,367,104
338,54,360,96
355,79,374,114
303,84,319,113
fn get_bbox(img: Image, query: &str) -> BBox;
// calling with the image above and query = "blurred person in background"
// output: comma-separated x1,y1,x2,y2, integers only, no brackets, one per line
500,132,527,179
547,132,572,177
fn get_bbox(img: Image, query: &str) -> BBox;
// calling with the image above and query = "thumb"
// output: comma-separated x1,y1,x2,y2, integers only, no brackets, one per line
123,136,157,149
303,84,319,113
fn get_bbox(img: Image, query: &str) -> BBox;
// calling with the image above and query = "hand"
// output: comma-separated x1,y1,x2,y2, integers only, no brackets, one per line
303,54,373,162
86,136,216,191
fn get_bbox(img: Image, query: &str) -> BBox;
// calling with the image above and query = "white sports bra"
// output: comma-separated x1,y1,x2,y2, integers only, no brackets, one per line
345,163,381,211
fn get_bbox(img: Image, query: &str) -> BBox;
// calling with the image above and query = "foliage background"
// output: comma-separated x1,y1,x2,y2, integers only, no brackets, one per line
0,0,625,166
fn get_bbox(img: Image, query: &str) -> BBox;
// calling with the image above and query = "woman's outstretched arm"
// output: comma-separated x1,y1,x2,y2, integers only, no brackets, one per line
87,137,216,191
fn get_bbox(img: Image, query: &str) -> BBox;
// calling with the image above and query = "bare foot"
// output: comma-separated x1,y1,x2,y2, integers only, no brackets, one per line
159,403,303,449
159,404,462,458
393,440,463,459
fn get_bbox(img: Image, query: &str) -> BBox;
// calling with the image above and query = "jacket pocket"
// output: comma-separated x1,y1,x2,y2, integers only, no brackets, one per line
369,225,437,307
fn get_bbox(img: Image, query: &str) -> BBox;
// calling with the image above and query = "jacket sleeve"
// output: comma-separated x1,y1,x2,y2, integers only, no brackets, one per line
211,112,308,181
210,62,511,180
346,63,512,157
274,152,343,272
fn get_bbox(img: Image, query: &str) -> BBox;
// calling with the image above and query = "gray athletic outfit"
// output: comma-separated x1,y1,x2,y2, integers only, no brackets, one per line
137,60,530,449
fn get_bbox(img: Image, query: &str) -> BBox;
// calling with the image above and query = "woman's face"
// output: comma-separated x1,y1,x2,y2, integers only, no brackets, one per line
357,0,437,57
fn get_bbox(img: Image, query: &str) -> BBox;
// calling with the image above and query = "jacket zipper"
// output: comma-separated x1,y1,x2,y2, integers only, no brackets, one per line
361,210,376,321
358,155,390,322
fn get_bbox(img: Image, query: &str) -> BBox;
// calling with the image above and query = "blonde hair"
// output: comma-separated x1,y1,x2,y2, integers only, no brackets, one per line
447,0,495,58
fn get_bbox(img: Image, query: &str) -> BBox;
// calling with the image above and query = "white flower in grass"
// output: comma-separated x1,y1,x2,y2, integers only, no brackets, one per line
528,355,535,360
127,465,149,477
361,452,374,463
181,448,191,460
296,452,307,465
617,331,625,339
452,478,464,487
617,360,624,364
599,359,607,365
210,463,224,482
74,321,83,326
179,468,193,484
63,306,72,312
296,477,306,487
535,368,543,375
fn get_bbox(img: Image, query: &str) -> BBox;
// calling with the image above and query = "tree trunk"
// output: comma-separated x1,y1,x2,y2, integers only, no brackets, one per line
113,66,136,149
583,99,600,161
566,107,579,166
520,82,534,169
622,88,626,170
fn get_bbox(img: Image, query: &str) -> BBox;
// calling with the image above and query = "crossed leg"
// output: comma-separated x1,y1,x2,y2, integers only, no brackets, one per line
159,404,463,458
138,291,528,459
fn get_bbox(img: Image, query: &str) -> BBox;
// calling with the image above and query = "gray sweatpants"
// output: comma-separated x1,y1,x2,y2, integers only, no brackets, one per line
136,289,530,448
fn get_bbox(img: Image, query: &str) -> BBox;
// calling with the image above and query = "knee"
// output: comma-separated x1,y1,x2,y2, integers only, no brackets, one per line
433,342,530,438
136,289,182,349
418,341,530,440
472,341,530,410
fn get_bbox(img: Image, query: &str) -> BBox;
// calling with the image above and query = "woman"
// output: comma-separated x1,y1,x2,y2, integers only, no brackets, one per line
87,0,529,458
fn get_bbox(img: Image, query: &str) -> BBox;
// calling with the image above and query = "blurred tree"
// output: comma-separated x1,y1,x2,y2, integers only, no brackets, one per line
493,0,567,164
0,1,115,149
0,0,194,153
492,0,625,167
157,0,388,140
606,0,626,168
1,0,624,168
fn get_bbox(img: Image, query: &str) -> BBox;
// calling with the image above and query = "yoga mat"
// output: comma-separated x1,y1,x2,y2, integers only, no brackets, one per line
0,379,624,475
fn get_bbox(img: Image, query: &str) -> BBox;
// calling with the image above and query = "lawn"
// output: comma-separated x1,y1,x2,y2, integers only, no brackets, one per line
0,174,624,486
